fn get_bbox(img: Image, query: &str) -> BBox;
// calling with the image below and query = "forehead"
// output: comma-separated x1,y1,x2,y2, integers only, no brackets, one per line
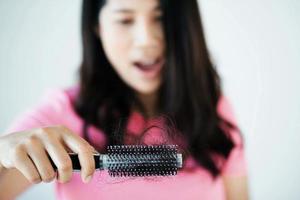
105,0,160,12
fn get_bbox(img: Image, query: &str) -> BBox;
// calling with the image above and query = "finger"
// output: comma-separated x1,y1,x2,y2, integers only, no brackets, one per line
26,138,56,183
13,146,41,184
61,129,95,183
41,134,73,183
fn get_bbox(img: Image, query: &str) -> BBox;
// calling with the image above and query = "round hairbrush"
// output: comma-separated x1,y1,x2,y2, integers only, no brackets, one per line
51,145,182,177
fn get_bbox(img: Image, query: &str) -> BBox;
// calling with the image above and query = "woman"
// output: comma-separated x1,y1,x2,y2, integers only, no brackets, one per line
0,0,248,199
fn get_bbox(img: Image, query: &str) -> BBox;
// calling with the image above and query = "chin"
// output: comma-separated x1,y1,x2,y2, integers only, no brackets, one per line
135,88,157,96
133,83,160,96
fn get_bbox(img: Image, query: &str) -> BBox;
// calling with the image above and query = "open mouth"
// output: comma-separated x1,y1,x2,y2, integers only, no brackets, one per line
133,58,164,78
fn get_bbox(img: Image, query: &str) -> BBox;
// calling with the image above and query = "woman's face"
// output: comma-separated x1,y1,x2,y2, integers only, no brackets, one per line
98,0,165,96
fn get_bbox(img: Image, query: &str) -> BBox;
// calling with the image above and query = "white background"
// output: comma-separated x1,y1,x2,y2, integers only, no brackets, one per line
0,0,299,199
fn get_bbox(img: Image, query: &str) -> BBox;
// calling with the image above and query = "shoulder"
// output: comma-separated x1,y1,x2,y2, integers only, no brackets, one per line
217,95,238,126
217,95,247,176
36,85,81,125
38,85,79,110
217,94,244,147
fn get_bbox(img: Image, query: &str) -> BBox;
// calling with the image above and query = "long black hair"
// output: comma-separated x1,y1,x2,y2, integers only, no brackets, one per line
74,0,238,177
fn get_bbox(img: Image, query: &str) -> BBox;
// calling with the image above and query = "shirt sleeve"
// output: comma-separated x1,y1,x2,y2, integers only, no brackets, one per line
217,95,248,177
4,88,70,134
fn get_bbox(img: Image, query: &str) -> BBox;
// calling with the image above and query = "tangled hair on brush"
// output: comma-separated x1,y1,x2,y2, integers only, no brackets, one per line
74,0,240,177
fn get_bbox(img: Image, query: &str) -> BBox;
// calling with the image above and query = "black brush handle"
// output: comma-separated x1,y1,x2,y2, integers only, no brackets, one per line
49,153,101,171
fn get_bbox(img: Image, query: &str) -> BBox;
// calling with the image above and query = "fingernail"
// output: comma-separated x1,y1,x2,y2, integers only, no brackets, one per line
91,147,99,154
84,175,92,183
93,150,99,154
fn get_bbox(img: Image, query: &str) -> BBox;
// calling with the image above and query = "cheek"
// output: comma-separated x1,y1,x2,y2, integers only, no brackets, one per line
100,26,131,66
99,26,141,90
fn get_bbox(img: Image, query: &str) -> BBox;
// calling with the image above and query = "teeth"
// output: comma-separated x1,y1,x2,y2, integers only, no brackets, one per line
139,59,157,66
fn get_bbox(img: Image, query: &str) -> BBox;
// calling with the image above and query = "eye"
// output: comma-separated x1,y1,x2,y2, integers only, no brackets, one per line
117,18,134,25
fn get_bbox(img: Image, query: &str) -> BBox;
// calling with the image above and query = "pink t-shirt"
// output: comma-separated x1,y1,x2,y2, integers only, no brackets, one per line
5,86,247,200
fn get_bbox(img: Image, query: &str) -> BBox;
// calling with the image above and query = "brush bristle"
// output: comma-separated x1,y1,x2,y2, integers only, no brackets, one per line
106,145,180,177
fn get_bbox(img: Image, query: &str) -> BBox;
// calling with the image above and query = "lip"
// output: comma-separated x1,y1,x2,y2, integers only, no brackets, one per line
133,58,165,79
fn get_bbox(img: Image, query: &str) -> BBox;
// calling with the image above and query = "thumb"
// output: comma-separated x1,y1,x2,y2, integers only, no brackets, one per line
91,146,99,154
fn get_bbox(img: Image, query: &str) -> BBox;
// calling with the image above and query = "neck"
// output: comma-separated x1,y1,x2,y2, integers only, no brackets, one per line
134,91,158,119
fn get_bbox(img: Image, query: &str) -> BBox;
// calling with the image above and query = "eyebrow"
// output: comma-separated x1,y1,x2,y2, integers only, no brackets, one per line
112,5,161,13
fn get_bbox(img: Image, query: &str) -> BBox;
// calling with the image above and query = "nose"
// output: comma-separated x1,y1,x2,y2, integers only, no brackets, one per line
133,19,162,50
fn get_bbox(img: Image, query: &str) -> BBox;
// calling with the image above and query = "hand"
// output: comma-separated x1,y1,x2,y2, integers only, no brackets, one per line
0,125,95,184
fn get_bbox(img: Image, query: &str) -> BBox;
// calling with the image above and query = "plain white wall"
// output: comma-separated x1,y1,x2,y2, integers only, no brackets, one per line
199,1,300,199
0,0,299,199
0,1,81,199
